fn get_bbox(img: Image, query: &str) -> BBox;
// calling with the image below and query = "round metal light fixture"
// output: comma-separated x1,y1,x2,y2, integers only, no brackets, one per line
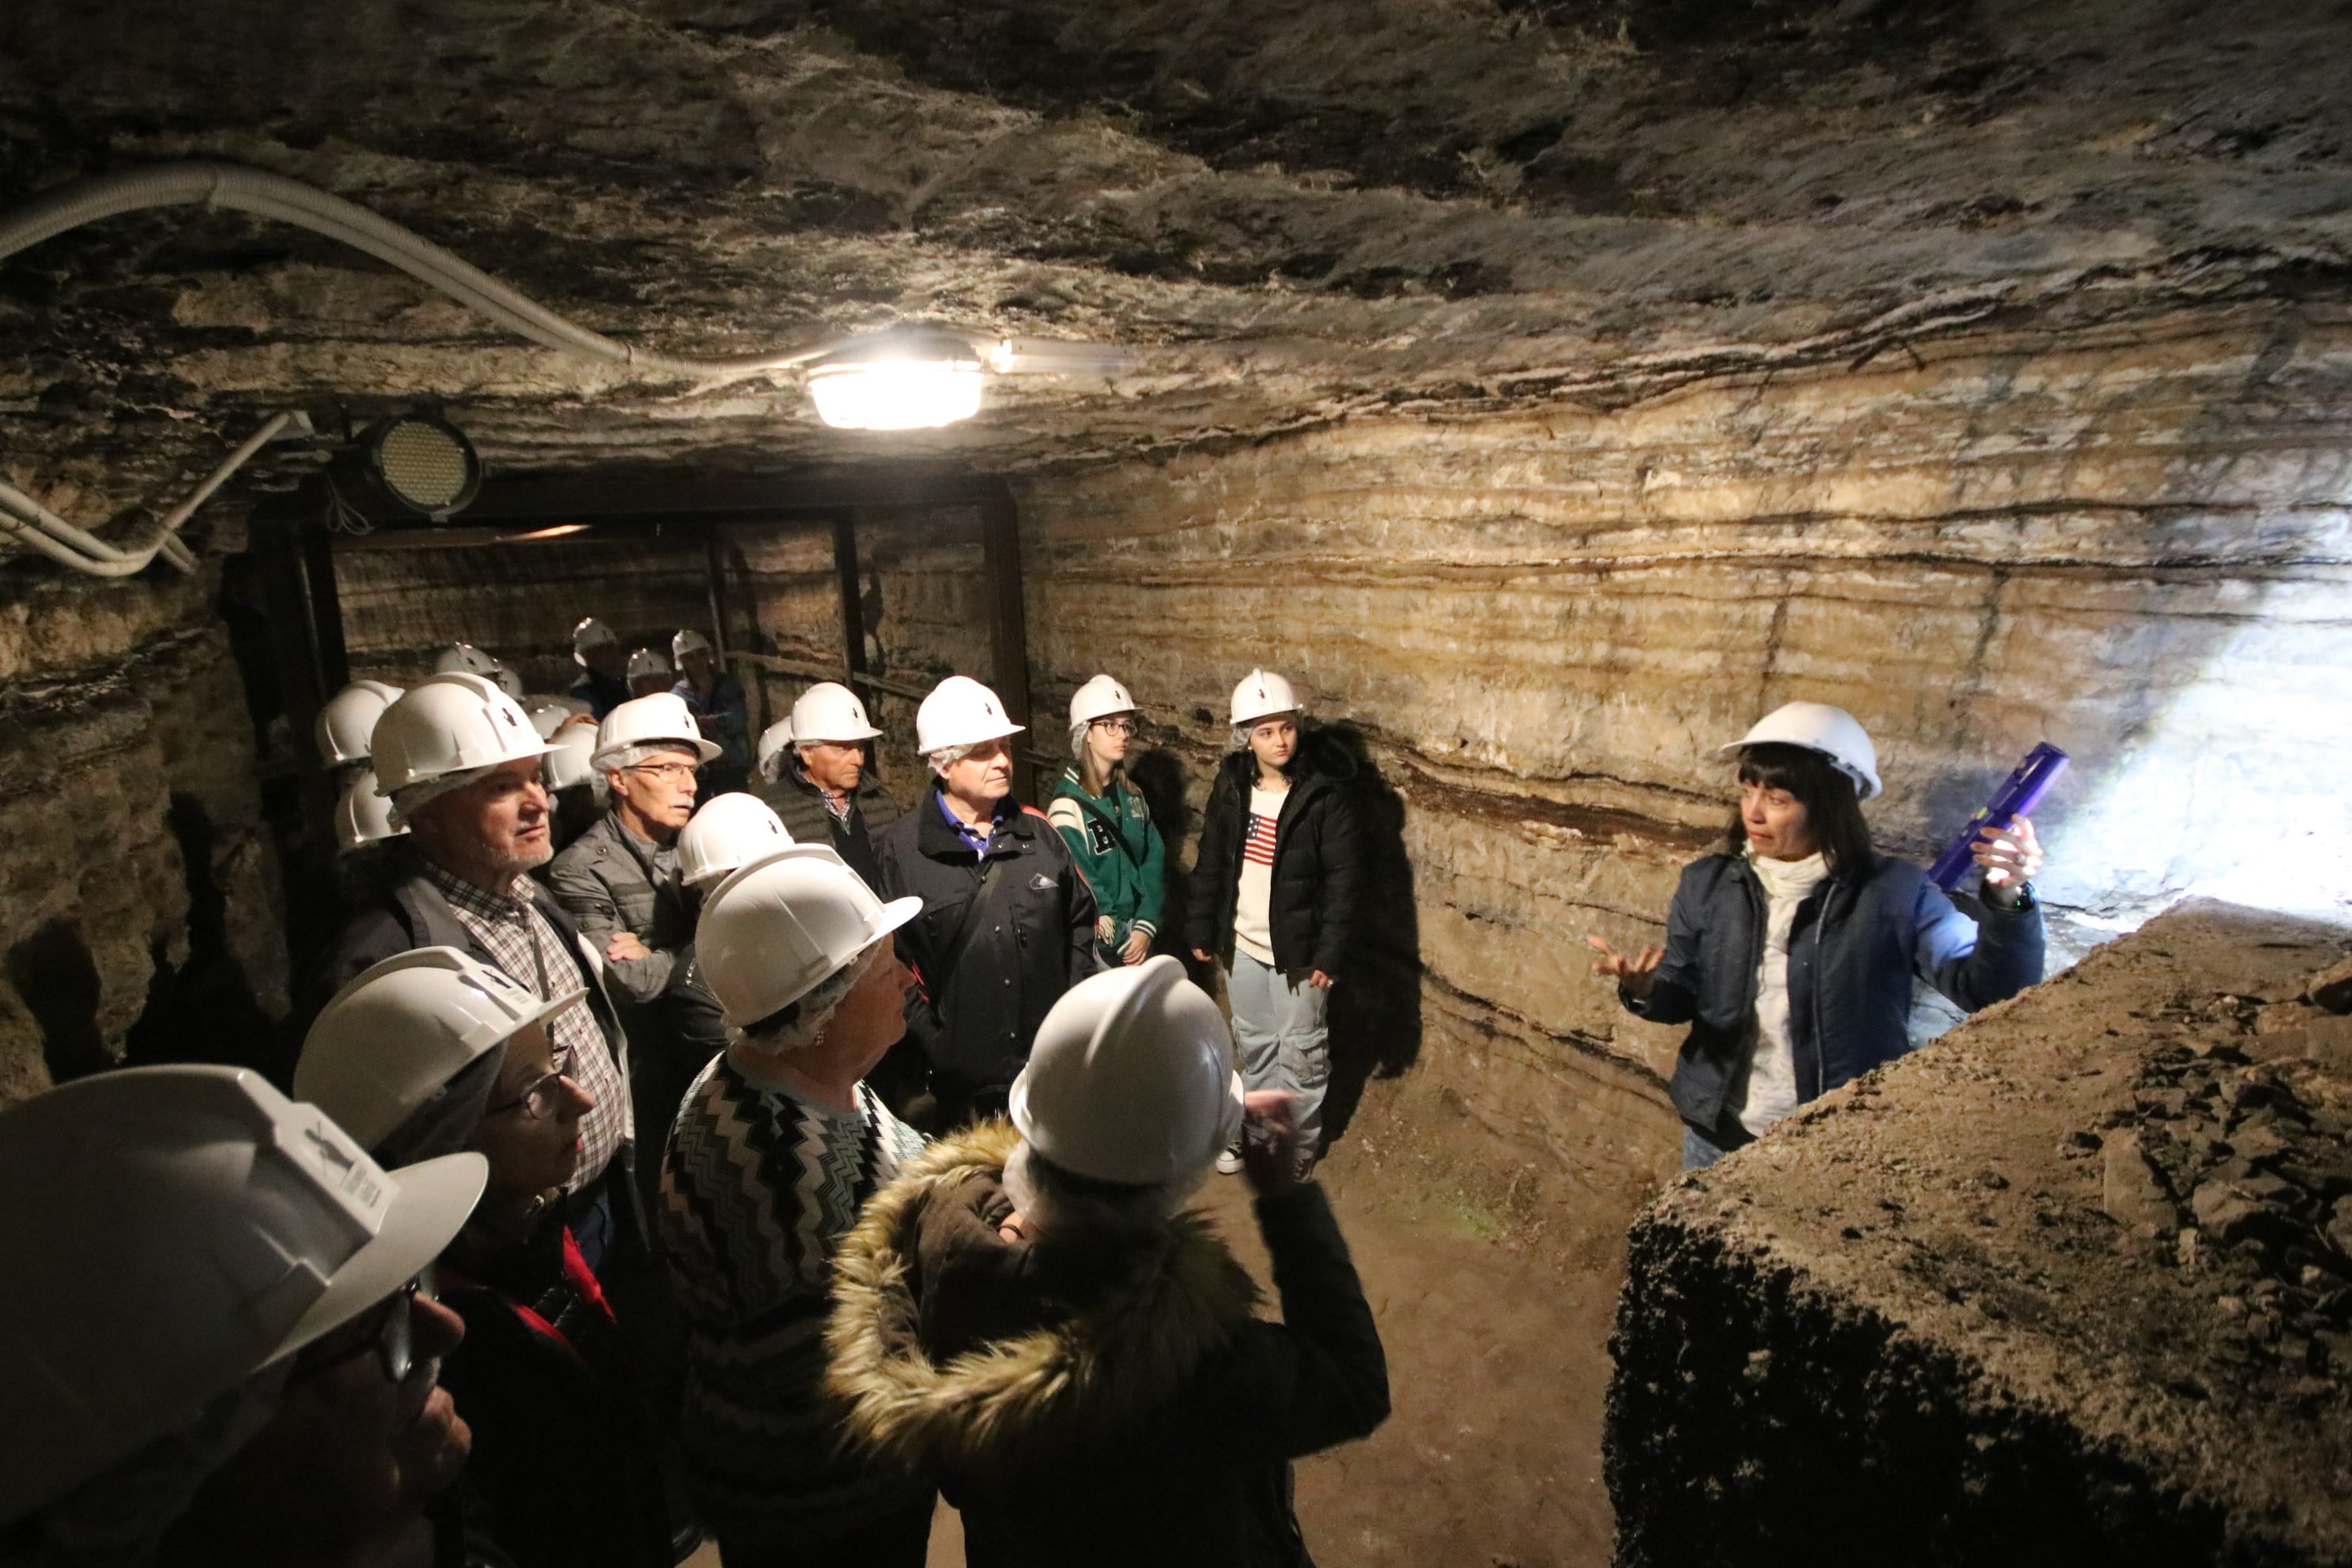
805,328,986,431
362,413,481,519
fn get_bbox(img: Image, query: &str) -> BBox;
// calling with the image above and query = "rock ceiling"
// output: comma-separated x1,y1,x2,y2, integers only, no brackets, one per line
1,0,2348,502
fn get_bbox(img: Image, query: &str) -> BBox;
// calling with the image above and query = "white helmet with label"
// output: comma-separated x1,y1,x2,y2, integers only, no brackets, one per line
1230,668,1300,728
336,768,409,853
678,793,793,888
571,616,619,668
915,674,1023,756
593,692,722,768
1717,701,1883,800
315,679,405,765
542,723,601,791
1069,674,1138,729
671,628,714,665
0,1065,486,1527
296,948,585,1151
371,673,555,793
791,681,884,744
1009,955,1244,1188
698,845,923,1027
625,646,673,686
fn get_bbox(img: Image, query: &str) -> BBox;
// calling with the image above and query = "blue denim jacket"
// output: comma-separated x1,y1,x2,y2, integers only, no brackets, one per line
1625,851,2045,1138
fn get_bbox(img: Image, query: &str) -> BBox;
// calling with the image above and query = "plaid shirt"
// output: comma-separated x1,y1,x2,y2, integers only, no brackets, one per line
424,864,632,1188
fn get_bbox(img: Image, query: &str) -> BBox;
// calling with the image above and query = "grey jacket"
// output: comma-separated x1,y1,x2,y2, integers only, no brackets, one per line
545,812,695,1005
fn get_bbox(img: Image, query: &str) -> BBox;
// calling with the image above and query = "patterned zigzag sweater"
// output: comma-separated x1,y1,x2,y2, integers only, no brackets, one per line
658,1050,931,1545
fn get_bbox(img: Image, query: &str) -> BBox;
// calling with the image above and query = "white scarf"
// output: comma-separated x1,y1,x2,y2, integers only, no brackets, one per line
1740,848,1830,1137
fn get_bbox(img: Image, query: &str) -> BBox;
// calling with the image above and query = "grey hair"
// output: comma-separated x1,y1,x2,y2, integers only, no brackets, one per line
927,741,978,777
596,741,695,776
733,942,885,1060
387,765,489,829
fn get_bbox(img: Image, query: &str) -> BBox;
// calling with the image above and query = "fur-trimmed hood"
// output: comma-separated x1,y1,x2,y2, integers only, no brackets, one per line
825,1121,1261,1480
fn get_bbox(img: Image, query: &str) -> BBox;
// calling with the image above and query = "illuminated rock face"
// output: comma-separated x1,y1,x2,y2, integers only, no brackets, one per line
0,0,2348,1121
1606,902,2352,1566
1016,308,2352,1173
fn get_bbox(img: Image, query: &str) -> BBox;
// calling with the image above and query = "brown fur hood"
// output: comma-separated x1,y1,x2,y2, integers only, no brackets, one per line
825,1120,1261,1478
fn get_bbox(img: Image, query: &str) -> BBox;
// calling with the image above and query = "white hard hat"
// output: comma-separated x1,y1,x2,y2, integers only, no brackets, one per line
336,767,409,854
1009,956,1245,1188
698,845,924,1027
0,1065,486,1527
432,643,523,702
593,692,722,767
678,793,793,888
671,628,714,664
1069,674,1138,729
1230,669,1301,728
1717,701,1883,800
571,616,619,668
915,674,1023,756
542,723,601,791
625,646,673,684
315,679,405,765
756,716,795,783
296,948,585,1151
371,673,556,793
523,695,592,740
791,681,884,744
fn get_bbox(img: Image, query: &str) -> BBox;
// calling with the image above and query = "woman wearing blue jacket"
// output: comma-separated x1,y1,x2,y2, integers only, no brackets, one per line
1589,702,2048,1170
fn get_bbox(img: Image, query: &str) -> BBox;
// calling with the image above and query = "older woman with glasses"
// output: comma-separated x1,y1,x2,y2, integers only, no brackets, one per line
298,948,684,1568
1047,674,1167,969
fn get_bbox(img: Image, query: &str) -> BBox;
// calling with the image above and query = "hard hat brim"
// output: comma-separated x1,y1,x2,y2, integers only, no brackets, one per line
266,1150,487,1369
593,735,725,768
793,723,884,743
1713,736,1883,800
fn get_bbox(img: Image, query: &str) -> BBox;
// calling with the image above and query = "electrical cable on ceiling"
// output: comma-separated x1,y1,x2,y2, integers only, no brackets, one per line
0,412,300,577
0,163,839,380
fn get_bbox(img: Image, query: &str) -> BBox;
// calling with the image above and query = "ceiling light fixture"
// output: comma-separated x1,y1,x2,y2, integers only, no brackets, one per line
360,413,481,520
805,328,987,431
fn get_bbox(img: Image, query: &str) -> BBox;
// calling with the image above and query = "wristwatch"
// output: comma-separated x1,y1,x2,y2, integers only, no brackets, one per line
1992,879,2036,913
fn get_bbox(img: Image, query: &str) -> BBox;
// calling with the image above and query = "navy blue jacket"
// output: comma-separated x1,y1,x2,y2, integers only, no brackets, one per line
1626,851,2044,1137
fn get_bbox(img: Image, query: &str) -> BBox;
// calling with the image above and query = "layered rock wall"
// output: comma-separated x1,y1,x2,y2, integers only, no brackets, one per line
0,560,287,1100
1012,300,2352,1186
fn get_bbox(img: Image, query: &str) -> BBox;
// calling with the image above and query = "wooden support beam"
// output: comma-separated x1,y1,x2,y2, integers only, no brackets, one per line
977,480,1034,802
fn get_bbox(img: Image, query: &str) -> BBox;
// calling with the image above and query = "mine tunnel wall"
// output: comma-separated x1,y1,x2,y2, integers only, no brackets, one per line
3,300,2350,1189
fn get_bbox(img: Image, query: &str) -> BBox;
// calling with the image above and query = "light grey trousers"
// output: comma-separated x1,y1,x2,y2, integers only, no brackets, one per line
1226,949,1330,1159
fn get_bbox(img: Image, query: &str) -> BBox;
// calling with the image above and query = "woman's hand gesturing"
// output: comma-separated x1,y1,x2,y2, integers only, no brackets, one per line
1586,934,1663,1001
1973,814,2045,908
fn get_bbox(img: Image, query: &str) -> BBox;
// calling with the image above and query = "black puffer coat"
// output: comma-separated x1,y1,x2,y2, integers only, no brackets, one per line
1185,734,1363,976
873,790,1099,1116
757,759,902,890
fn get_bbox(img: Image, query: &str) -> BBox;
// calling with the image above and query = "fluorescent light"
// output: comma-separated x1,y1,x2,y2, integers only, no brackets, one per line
805,329,986,430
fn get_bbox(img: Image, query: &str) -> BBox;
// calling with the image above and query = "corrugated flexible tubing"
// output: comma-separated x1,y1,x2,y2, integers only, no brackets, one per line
0,160,853,576
0,162,834,379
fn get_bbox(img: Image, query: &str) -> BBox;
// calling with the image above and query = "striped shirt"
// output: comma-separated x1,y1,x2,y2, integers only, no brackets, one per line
424,864,631,1187
659,1052,929,1544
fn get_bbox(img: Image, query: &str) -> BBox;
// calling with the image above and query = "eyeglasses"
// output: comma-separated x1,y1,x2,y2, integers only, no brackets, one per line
484,1066,575,1120
626,760,699,782
1092,719,1136,737
290,1270,436,1387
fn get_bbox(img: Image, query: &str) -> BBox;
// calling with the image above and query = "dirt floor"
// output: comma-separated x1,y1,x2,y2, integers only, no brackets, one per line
682,1068,1649,1568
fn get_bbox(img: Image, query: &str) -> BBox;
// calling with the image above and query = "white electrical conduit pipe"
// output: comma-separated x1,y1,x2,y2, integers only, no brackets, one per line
0,413,295,577
0,163,836,379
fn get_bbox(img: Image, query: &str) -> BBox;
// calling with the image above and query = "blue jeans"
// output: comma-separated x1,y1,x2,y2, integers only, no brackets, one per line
1227,951,1330,1160
1682,1123,1730,1170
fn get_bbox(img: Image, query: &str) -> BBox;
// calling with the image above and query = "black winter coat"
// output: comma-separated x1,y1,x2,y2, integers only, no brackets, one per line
757,760,902,890
1185,737,1363,976
872,789,1100,1114
827,1122,1390,1568
1626,850,2045,1139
